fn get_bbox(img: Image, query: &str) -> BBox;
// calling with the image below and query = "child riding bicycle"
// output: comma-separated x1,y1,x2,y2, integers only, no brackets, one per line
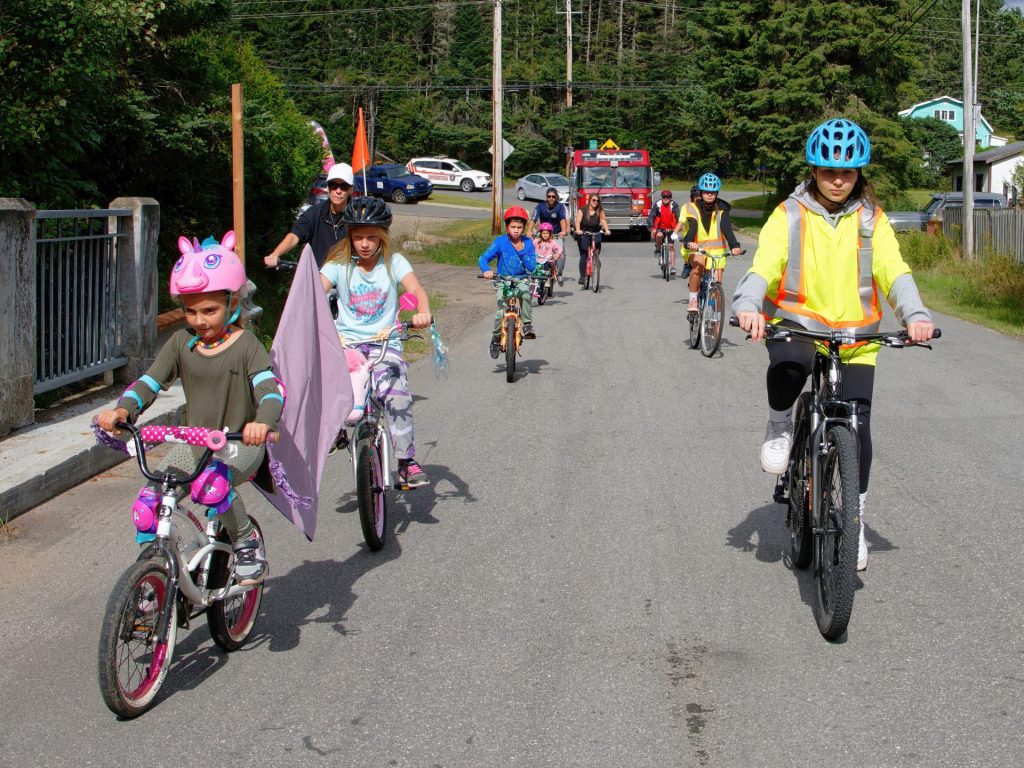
732,118,935,571
533,222,563,286
97,231,280,586
319,196,433,489
481,206,539,358
677,172,743,314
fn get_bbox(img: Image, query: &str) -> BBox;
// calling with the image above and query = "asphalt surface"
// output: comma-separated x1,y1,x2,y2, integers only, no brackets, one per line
2,231,1023,768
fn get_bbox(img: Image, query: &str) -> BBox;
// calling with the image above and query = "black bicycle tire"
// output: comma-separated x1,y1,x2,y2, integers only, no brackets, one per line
592,252,601,293
788,393,814,570
355,435,387,550
688,291,702,349
505,315,517,383
537,280,547,305
207,517,265,651
700,283,724,357
662,244,670,280
97,558,178,718
814,425,860,640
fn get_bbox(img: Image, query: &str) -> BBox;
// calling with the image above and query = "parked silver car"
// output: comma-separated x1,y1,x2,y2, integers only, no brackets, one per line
888,192,1008,232
514,173,570,203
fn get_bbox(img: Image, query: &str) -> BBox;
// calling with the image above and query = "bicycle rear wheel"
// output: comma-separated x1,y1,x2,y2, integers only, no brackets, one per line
207,517,265,650
787,393,814,570
814,425,860,640
537,279,548,305
355,426,388,550
592,252,601,293
699,283,724,357
98,558,178,717
505,315,517,383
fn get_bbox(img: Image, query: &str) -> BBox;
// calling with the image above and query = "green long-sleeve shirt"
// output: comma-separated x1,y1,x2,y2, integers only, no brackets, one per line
117,329,283,432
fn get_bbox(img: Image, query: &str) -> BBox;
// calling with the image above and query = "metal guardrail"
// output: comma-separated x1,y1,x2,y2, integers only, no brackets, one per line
34,209,131,394
942,207,1024,264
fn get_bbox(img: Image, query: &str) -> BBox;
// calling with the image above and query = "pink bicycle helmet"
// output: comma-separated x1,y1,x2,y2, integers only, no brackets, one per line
538,222,554,232
170,231,247,297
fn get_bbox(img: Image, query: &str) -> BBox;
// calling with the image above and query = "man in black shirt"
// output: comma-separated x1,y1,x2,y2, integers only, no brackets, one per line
265,162,354,269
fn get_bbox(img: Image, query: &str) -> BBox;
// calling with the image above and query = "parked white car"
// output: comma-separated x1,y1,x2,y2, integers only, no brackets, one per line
406,157,492,192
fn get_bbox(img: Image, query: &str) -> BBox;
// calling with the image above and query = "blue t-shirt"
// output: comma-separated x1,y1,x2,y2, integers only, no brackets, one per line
478,235,538,277
531,202,568,231
321,253,413,346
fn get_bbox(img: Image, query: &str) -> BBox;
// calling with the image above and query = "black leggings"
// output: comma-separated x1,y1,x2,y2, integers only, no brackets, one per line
577,232,602,277
767,331,874,493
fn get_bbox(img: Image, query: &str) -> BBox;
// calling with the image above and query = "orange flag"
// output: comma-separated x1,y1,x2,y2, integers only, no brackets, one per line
351,107,370,173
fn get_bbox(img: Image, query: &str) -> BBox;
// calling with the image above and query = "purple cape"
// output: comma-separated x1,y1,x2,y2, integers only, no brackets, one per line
257,245,351,540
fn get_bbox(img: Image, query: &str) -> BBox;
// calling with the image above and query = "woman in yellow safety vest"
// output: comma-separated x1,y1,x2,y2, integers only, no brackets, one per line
732,118,936,572
676,172,743,313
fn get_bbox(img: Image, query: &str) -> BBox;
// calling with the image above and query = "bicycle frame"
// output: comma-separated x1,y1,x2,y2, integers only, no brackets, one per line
494,276,526,353
115,424,257,641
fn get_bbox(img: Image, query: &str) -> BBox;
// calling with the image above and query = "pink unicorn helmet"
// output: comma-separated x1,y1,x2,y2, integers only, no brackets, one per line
170,231,247,298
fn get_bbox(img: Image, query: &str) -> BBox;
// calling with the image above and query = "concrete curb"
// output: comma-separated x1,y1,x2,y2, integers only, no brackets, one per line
0,385,186,523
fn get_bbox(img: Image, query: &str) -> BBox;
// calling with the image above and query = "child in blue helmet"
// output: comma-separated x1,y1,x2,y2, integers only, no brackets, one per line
676,172,743,313
732,118,935,571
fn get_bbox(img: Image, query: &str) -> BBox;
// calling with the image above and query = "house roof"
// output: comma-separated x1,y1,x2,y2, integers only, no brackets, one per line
898,95,995,134
947,140,1024,166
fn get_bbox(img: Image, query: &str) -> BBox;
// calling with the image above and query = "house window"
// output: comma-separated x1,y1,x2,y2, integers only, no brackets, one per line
933,109,954,121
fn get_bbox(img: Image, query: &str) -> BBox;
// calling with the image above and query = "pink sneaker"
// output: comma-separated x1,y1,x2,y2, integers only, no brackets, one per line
398,460,430,489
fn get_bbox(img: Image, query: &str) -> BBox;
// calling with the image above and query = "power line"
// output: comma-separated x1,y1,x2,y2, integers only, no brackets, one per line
232,0,489,20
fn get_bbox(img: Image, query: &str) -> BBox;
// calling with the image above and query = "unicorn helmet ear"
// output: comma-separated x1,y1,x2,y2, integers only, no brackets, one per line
192,237,201,251
178,236,193,255
221,230,237,251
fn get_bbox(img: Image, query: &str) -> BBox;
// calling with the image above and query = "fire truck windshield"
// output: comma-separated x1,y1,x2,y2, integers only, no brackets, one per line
579,166,651,189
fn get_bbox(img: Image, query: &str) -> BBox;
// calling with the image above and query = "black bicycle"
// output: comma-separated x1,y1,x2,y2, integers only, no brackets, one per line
733,320,940,640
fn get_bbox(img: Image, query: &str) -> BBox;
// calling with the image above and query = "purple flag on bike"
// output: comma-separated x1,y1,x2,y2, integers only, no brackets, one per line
256,245,351,541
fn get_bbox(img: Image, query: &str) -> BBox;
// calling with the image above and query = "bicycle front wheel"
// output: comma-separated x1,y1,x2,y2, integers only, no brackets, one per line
207,517,265,651
355,431,388,550
661,245,670,280
699,283,724,357
592,252,601,293
505,315,517,383
814,425,860,640
98,558,178,717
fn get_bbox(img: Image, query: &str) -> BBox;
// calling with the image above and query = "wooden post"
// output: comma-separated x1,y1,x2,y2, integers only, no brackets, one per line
491,0,504,235
232,83,245,260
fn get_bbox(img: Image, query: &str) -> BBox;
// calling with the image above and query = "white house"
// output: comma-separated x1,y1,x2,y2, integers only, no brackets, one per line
898,96,1008,149
948,141,1024,204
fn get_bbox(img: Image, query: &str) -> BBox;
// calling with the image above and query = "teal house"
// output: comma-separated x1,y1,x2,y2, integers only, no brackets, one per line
898,96,1006,149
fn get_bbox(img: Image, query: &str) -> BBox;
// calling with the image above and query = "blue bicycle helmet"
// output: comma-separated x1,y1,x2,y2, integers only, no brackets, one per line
696,173,721,192
805,118,871,168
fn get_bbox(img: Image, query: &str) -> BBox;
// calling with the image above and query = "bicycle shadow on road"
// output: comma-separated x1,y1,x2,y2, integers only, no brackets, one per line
491,357,550,380
391,461,478,534
258,539,404,654
725,502,790,564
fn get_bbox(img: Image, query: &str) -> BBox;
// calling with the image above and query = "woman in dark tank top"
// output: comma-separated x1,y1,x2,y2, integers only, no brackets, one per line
573,194,611,284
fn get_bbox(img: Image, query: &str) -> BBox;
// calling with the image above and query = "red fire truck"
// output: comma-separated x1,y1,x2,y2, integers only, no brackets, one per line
569,141,657,240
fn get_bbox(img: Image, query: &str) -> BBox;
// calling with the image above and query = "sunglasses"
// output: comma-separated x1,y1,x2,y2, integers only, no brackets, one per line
328,182,352,191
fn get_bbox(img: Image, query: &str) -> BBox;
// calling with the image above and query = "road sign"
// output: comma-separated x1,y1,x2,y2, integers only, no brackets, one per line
599,138,620,150
488,139,515,162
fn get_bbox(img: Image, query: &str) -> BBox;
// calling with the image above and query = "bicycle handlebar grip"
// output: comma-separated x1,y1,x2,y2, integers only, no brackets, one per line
728,317,740,327
932,328,942,339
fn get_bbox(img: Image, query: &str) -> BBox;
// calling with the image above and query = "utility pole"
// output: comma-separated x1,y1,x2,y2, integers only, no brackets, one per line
491,0,504,234
962,0,974,260
558,0,579,110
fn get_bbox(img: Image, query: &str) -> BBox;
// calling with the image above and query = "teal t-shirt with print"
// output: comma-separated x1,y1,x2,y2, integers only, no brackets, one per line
321,253,413,346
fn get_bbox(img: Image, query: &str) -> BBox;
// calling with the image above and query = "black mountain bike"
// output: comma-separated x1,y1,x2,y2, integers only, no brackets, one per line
734,320,940,640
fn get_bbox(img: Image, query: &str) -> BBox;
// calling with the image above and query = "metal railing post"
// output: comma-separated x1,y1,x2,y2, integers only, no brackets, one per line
0,198,37,435
109,197,160,384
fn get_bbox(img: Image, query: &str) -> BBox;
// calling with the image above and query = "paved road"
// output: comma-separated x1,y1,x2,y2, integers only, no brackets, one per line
2,232,1022,767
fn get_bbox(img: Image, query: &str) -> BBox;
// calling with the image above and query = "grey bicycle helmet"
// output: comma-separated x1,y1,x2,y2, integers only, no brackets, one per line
341,196,393,229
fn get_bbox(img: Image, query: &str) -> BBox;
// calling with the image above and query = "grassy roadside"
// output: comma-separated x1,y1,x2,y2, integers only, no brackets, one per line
897,231,1024,337
427,192,491,209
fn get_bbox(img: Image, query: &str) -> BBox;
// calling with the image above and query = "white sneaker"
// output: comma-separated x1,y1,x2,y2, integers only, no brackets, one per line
857,519,869,571
760,419,793,474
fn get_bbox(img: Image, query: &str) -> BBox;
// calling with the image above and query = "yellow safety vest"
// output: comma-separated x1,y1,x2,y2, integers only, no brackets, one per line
764,199,882,334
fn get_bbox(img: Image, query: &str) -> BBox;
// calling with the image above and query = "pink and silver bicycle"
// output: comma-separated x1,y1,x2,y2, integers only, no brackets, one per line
94,422,265,717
